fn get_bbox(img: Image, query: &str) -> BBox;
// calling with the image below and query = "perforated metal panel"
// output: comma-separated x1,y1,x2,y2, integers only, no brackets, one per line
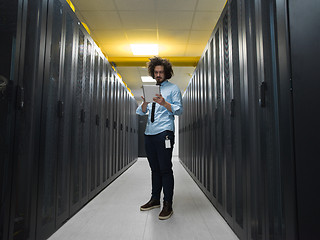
37,0,63,235
179,1,298,239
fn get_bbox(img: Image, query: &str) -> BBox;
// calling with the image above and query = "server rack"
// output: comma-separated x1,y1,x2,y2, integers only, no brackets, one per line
1,0,138,239
108,73,114,180
179,0,319,239
36,0,65,237
96,56,104,192
6,0,48,238
288,1,320,239
119,83,124,171
0,0,19,239
102,65,110,184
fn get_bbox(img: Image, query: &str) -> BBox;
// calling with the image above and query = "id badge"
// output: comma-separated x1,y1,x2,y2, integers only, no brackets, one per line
165,135,171,149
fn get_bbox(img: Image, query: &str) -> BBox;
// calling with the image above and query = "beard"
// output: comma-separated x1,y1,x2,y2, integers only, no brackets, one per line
156,77,164,84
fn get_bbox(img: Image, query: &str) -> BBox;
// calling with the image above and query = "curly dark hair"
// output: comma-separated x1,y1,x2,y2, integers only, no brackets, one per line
147,57,174,80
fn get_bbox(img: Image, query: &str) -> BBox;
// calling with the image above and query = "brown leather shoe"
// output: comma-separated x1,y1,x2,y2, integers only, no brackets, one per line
159,201,173,220
140,198,160,211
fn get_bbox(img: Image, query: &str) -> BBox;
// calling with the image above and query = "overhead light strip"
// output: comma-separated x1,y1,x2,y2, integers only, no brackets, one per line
130,44,159,56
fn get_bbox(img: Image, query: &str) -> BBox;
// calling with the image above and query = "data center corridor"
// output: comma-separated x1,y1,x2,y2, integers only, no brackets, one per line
1,0,319,239
48,158,238,240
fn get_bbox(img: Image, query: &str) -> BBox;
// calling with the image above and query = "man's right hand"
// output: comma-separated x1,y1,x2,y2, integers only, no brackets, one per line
141,96,149,113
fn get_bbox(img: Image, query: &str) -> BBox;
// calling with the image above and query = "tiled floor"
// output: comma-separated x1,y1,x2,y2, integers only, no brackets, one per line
48,157,239,240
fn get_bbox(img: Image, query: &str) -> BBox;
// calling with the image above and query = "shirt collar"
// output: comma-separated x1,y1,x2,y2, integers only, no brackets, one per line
159,80,169,86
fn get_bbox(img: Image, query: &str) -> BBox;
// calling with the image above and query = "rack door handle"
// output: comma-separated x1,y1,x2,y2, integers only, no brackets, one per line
16,85,24,110
230,99,235,117
81,109,85,123
259,82,267,108
96,115,100,126
58,101,64,118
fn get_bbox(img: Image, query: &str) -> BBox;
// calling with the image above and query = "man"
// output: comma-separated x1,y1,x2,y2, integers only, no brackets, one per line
136,57,183,220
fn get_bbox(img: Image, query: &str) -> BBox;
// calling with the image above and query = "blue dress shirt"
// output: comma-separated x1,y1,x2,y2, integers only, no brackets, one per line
136,80,183,135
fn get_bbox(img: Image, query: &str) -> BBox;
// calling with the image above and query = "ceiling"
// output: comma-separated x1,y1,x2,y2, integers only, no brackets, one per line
71,0,226,103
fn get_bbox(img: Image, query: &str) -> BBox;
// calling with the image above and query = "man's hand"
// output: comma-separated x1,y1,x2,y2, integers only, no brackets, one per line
153,94,165,105
153,94,172,112
141,96,149,103
141,96,149,113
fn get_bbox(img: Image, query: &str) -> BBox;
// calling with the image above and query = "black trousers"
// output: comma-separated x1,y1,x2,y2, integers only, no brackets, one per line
144,130,175,203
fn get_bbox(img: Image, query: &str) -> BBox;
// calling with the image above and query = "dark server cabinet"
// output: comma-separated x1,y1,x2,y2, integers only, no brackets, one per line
80,37,93,205
108,73,115,179
179,0,319,239
36,0,66,237
0,0,20,239
191,79,196,175
124,91,128,166
113,77,118,174
121,88,125,167
199,60,205,187
222,11,233,224
123,86,127,169
122,88,127,167
5,0,47,239
1,0,138,239
112,76,118,176
242,0,285,239
124,87,128,167
88,51,99,199
195,72,200,180
106,70,113,180
70,25,94,214
203,52,210,193
102,65,110,184
116,82,121,171
206,40,214,200
126,92,132,165
95,56,104,192
114,75,119,171
288,0,320,239
55,8,75,228
118,84,124,171
214,27,225,212
229,0,246,236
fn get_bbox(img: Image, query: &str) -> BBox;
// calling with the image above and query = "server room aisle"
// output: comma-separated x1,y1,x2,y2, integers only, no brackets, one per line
49,157,238,240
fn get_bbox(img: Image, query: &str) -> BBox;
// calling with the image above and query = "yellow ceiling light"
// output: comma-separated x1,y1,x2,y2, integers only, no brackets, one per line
141,76,156,83
130,44,159,56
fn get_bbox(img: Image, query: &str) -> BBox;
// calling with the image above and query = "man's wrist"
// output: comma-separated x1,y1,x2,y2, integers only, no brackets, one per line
164,101,172,111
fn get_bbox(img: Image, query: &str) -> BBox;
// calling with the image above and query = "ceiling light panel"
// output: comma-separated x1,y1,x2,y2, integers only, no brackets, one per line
131,44,159,56
141,76,156,82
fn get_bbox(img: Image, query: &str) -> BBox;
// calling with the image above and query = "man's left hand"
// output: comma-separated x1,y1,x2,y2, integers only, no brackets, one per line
153,94,166,106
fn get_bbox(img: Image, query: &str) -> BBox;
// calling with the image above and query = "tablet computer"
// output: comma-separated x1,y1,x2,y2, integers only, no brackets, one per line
142,85,160,102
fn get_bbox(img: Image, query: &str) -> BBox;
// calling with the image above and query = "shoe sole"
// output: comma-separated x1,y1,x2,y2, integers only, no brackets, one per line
158,211,173,220
140,205,160,211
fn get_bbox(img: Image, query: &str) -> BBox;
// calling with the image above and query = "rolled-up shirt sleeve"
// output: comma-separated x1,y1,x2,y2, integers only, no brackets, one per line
169,88,183,116
136,103,149,115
